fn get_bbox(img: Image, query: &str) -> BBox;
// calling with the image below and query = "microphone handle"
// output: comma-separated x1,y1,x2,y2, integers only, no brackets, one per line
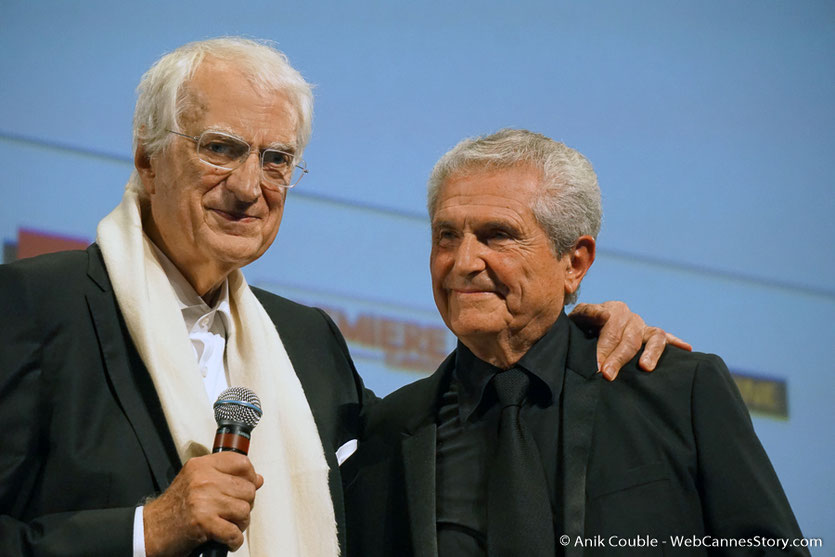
193,422,254,557
212,422,253,455
193,541,228,557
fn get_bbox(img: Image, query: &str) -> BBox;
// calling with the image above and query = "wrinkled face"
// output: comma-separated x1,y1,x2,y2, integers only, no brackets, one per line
139,58,299,286
430,166,569,347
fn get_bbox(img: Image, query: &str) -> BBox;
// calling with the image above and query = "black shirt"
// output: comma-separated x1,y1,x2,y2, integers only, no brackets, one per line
435,313,570,556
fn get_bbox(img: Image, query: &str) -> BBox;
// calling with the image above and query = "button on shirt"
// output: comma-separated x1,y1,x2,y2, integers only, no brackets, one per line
435,313,570,557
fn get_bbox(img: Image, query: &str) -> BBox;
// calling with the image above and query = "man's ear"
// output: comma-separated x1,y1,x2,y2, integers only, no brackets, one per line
134,143,156,195
564,235,596,296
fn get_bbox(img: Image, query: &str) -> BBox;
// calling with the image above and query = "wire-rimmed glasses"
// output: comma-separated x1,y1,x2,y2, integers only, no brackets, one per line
167,129,308,190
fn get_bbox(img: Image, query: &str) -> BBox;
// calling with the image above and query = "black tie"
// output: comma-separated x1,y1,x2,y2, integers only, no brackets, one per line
487,368,555,557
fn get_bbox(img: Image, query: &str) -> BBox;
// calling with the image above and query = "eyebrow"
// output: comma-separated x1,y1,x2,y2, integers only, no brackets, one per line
265,141,297,154
481,220,518,231
431,219,454,231
204,126,297,154
431,219,521,235
203,125,243,139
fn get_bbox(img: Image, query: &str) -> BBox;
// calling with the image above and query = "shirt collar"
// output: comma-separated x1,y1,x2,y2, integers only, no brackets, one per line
454,311,570,423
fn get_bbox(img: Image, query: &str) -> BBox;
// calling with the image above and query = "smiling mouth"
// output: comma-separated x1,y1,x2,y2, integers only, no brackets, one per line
210,208,259,222
451,289,501,298
454,288,492,293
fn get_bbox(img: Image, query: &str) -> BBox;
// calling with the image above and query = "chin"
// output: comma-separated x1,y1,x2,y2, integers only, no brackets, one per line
207,234,266,267
449,316,504,339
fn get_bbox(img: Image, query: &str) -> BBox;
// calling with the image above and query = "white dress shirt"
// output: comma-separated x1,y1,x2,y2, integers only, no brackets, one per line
158,246,232,404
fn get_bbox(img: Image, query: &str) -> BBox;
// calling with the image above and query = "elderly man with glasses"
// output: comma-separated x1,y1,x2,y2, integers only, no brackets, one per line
0,38,685,557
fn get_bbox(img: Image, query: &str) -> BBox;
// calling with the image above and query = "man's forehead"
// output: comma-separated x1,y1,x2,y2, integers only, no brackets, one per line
177,59,298,144
437,166,540,206
177,89,209,130
177,61,234,126
448,161,542,184
432,174,544,234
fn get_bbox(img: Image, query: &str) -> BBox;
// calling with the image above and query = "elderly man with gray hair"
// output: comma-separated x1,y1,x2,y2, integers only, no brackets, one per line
0,37,362,557
0,38,685,557
343,129,807,557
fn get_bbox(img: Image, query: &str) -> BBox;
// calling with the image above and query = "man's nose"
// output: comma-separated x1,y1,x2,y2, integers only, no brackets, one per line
452,234,486,275
225,152,262,201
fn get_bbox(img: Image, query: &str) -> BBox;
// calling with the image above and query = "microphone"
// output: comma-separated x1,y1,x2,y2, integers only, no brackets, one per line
197,387,263,557
212,386,263,455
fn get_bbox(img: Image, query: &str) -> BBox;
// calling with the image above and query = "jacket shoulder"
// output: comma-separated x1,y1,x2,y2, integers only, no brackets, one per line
0,248,92,287
250,286,349,349
0,248,99,319
250,286,319,318
249,285,374,412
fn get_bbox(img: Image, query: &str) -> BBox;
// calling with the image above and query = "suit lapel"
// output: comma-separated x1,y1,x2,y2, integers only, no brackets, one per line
85,245,175,491
400,354,454,557
403,424,438,557
560,323,602,557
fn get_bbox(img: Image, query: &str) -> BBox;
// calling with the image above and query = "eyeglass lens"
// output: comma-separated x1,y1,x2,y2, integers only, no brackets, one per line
196,132,303,187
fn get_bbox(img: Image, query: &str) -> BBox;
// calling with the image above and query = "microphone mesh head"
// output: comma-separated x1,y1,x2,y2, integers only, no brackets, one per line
213,386,263,429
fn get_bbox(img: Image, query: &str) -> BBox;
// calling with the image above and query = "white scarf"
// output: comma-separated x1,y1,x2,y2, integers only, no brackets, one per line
97,188,339,557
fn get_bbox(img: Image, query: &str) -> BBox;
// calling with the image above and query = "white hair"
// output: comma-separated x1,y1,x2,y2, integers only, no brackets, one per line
127,37,313,193
427,128,602,305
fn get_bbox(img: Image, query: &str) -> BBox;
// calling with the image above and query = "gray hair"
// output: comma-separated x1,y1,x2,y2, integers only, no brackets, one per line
427,128,602,305
127,37,313,193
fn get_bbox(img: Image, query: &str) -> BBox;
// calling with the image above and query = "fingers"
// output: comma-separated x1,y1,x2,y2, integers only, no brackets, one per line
637,330,693,372
194,498,248,551
181,479,254,550
637,327,667,371
594,309,629,366
586,302,639,380
569,302,613,330
575,300,695,380
211,451,261,484
665,332,693,352
143,452,261,557
599,313,645,381
214,494,254,548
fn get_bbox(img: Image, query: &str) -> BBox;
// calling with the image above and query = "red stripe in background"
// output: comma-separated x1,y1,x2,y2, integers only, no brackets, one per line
17,228,89,260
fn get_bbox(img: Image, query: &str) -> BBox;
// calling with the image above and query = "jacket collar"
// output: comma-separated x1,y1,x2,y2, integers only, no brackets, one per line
560,320,602,556
400,352,457,435
85,243,178,490
86,243,111,292
396,353,455,557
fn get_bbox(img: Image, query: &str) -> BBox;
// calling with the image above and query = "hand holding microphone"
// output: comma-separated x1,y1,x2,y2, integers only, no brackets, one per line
143,388,263,557
198,387,263,557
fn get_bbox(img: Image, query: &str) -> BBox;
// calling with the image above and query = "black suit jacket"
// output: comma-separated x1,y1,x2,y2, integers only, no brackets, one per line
0,245,372,556
343,319,807,556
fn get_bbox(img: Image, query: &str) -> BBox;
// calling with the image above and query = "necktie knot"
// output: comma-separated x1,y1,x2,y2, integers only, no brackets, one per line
493,368,529,408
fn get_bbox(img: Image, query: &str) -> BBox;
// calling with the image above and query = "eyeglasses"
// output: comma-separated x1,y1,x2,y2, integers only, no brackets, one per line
167,129,308,190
